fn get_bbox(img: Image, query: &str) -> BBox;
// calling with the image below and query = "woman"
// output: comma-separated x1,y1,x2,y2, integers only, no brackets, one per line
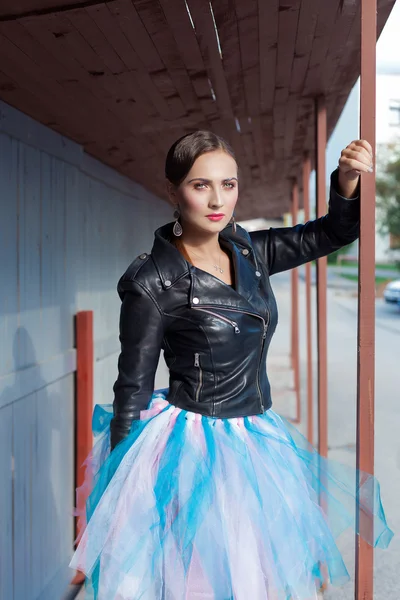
70,131,393,599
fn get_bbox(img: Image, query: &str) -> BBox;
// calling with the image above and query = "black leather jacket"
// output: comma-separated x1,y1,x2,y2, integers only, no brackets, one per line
110,170,360,449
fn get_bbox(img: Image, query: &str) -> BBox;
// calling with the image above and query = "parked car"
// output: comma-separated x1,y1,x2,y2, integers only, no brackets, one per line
383,279,400,305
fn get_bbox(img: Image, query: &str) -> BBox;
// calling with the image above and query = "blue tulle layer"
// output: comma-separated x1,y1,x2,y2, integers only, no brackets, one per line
70,390,393,600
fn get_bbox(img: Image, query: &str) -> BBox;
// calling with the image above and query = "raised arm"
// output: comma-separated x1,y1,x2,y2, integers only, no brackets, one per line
110,278,164,450
250,140,373,276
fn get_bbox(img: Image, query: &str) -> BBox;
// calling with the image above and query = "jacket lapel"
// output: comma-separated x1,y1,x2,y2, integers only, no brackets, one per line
152,222,263,314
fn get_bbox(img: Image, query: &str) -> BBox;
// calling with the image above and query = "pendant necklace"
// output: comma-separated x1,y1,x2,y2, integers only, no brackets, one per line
184,244,224,274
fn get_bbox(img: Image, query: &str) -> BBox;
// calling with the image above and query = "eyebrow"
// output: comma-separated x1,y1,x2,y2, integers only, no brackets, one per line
187,177,238,184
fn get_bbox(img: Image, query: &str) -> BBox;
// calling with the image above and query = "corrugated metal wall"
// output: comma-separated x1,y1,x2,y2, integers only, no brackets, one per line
0,101,171,600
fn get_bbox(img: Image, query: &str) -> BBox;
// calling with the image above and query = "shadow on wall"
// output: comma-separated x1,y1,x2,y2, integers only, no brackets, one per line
0,327,74,600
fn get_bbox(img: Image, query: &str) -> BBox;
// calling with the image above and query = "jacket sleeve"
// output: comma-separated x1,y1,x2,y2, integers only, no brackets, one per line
110,278,164,450
249,169,360,276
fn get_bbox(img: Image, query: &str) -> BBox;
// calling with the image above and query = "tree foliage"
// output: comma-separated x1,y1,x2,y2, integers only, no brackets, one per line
376,141,400,247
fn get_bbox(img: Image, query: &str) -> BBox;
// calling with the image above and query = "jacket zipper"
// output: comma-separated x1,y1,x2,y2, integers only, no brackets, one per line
193,308,240,333
257,322,269,411
194,305,269,411
194,353,203,401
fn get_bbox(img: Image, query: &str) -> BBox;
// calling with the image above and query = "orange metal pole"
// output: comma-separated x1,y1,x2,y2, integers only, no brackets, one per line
315,97,328,459
291,180,301,423
355,0,376,597
71,310,94,586
315,95,329,594
303,155,313,444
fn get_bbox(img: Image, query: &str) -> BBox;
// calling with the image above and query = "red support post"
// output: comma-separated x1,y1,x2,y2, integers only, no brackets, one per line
315,97,328,459
315,96,329,593
291,180,301,423
71,310,94,585
356,0,377,597
303,155,314,444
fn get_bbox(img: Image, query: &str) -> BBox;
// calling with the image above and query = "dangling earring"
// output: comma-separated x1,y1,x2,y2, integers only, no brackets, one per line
230,213,237,233
173,207,183,237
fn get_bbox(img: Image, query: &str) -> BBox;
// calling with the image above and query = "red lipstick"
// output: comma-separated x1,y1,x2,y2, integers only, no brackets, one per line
206,214,225,221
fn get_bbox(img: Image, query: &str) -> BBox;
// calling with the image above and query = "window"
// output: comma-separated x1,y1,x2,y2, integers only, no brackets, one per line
389,100,400,126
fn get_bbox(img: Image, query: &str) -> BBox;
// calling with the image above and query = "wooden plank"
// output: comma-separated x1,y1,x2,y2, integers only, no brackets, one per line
238,117,258,174
259,0,278,114
17,14,115,104
235,0,259,117
211,0,256,184
186,0,234,120
18,14,145,142
292,97,313,157
13,12,148,144
251,116,268,182
0,0,92,19
289,0,318,94
275,1,301,106
0,70,60,130
103,0,185,119
130,0,202,117
0,26,118,142
184,0,250,187
107,0,164,70
67,7,127,74
303,0,341,95
283,95,299,159
0,34,84,140
157,0,217,121
44,11,149,134
211,0,246,117
273,96,286,161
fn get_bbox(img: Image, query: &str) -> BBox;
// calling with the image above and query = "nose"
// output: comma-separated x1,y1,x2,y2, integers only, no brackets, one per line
209,188,224,209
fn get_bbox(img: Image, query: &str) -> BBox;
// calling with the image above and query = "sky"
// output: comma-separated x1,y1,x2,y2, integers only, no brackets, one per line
323,1,400,190
377,0,400,73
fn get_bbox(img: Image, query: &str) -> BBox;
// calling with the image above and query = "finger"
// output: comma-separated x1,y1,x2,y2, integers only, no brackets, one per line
350,139,373,157
343,144,372,163
341,148,372,167
339,157,373,173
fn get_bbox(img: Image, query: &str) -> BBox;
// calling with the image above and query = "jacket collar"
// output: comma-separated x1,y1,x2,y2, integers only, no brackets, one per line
151,221,262,310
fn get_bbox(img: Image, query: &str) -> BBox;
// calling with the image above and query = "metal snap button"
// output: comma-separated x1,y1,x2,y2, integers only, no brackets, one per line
193,297,200,304
139,253,147,260
241,248,250,256
255,270,261,277
164,279,172,287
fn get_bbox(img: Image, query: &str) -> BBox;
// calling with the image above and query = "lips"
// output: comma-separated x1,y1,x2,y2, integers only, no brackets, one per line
207,214,225,221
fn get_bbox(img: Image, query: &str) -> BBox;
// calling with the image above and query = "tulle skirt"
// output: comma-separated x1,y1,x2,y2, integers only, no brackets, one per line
70,390,393,600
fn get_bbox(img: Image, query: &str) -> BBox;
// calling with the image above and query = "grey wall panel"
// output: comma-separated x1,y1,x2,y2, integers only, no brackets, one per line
0,99,172,599
0,404,13,600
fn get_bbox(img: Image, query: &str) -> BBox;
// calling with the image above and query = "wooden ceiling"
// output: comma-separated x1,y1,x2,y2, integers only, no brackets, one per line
0,0,395,219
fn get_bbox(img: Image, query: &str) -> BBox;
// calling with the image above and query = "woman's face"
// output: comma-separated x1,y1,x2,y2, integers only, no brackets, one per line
169,150,239,234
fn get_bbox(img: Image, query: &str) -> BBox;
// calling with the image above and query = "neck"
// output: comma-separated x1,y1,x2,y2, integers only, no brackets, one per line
179,221,222,257
172,222,223,264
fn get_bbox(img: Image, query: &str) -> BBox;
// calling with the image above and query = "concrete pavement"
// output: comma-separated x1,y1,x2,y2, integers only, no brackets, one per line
269,272,399,599
299,264,400,293
68,273,398,599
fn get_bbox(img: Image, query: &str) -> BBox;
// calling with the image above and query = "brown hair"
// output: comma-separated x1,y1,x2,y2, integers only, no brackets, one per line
165,130,236,186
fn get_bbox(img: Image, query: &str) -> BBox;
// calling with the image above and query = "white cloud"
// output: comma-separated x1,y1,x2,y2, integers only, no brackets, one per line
377,1,400,72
